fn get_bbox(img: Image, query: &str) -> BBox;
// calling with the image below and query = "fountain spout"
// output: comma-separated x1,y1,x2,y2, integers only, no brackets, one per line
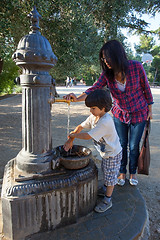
54,99,73,105
49,97,73,105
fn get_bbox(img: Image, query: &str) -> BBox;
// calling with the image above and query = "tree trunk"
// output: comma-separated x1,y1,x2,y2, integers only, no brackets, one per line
153,68,158,84
0,58,3,74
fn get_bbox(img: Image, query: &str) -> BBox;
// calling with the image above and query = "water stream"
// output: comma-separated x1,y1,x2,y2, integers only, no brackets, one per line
67,103,72,156
53,100,71,155
67,103,70,138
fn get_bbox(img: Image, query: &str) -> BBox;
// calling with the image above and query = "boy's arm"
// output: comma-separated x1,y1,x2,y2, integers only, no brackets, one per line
63,125,84,151
69,132,91,140
69,119,92,140
71,124,84,134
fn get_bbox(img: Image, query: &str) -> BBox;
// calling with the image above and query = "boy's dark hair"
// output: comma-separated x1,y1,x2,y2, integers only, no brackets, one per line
99,40,128,82
85,89,112,112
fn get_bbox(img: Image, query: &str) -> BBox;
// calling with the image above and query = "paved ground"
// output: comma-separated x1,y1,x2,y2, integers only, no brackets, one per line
0,85,160,240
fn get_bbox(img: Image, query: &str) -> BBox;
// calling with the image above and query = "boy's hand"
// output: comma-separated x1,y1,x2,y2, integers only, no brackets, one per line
63,138,73,152
69,133,75,139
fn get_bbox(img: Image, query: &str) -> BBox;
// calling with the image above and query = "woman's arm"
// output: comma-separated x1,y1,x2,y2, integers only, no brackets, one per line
139,63,154,106
64,72,108,101
138,63,154,121
63,92,87,102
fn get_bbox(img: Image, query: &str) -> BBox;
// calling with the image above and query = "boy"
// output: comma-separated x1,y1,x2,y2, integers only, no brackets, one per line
63,89,122,213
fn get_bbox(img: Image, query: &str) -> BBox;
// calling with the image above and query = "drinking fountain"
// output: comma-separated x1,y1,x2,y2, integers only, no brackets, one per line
1,7,98,240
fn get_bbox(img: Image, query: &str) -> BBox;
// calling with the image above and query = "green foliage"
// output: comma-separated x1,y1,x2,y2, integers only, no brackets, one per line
14,85,22,93
40,0,103,81
135,34,155,54
143,63,151,77
81,0,150,40
152,55,160,70
134,34,160,84
151,45,160,58
77,64,101,86
0,58,19,94
150,45,160,83
0,0,31,58
148,0,160,13
0,0,158,91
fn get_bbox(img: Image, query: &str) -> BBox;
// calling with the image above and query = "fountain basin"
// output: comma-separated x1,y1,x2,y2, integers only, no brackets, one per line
2,158,98,240
54,145,91,170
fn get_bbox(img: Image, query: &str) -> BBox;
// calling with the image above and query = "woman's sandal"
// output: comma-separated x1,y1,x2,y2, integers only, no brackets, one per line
117,178,125,186
129,179,138,186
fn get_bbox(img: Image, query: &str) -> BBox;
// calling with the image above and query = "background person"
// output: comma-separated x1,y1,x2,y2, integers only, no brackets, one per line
65,76,70,87
64,39,153,186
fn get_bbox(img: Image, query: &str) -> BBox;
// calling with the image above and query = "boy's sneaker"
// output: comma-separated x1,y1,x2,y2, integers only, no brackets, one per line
97,186,106,197
94,197,112,213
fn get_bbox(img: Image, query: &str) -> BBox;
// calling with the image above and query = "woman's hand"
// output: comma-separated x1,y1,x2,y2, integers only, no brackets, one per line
147,111,152,120
147,105,153,120
63,93,77,102
63,92,87,102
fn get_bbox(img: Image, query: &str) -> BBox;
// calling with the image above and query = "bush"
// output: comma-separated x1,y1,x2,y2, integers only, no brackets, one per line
14,85,22,93
0,58,19,94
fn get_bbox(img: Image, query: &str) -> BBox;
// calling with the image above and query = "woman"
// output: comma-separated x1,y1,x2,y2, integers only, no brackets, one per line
64,40,153,186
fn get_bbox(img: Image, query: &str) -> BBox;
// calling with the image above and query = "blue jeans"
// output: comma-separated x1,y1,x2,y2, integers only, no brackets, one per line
113,117,146,174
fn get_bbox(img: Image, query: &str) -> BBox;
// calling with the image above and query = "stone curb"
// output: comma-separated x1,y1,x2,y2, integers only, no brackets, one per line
0,174,149,240
2,175,146,240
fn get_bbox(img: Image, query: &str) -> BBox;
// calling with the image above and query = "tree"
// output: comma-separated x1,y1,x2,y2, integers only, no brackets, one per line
0,0,157,91
0,0,103,85
82,0,150,40
134,34,155,54
135,34,160,84
151,45,160,84
148,0,160,13
39,0,102,81
0,57,19,93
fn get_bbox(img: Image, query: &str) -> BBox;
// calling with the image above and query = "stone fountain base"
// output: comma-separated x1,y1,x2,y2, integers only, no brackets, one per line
1,158,98,240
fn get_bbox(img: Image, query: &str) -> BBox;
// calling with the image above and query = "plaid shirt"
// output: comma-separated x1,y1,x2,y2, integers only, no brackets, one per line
85,60,154,124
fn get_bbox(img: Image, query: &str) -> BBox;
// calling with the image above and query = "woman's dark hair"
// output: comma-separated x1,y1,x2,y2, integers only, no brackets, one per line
99,40,128,81
85,89,112,112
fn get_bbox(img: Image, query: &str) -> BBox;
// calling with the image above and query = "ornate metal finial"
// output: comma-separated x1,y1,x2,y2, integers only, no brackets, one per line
28,6,41,32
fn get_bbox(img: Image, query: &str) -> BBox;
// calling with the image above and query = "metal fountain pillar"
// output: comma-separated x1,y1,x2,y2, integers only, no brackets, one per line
1,7,98,240
14,7,57,174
